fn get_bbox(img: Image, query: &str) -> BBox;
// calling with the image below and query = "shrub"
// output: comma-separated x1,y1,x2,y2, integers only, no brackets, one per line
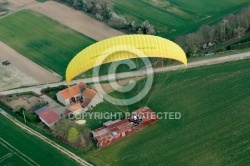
67,127,80,143
108,12,128,29
15,107,39,122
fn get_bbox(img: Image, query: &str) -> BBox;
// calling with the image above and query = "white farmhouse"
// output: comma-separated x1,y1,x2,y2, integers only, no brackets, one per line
56,82,103,112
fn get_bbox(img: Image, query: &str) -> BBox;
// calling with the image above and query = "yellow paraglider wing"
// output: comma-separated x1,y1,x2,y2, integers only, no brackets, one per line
66,35,187,83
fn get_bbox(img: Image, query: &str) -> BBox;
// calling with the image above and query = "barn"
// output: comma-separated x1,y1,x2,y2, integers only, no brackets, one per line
92,107,158,148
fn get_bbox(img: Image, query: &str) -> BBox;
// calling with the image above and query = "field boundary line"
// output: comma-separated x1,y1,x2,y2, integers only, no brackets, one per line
0,153,13,163
0,109,92,166
0,138,38,165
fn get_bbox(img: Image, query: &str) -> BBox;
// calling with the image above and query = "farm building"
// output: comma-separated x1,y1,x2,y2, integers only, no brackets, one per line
56,82,86,105
92,107,158,148
34,105,48,115
66,103,83,116
70,103,82,113
35,106,61,128
56,82,103,111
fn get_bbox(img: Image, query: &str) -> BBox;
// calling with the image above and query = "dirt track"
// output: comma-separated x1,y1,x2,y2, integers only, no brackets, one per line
0,42,60,84
29,1,124,41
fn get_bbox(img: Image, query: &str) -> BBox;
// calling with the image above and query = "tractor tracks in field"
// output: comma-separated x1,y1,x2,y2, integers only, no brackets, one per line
0,109,92,166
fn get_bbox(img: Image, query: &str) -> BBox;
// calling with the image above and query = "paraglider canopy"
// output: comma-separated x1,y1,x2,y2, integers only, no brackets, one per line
65,35,187,84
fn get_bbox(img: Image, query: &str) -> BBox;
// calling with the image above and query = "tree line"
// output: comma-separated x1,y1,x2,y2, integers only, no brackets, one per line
54,1,250,57
54,0,156,34
175,6,250,57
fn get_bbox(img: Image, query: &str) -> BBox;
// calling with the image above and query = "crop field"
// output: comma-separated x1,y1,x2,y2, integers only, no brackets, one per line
0,114,79,166
112,0,250,38
0,10,95,77
84,59,250,165
0,139,28,165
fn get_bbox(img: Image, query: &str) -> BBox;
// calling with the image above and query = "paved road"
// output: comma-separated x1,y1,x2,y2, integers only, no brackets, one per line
1,51,250,96
0,109,92,166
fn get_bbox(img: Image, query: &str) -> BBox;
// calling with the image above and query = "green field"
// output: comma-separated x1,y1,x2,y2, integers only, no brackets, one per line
0,139,28,165
0,114,79,165
84,59,250,165
0,10,95,77
112,0,250,38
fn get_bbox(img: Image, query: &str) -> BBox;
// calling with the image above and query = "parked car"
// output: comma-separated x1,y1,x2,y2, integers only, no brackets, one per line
2,60,10,65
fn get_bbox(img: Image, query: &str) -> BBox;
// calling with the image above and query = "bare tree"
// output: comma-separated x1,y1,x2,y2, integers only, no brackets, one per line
82,0,112,19
139,20,156,35
126,20,137,32
108,12,128,29
72,0,82,10
82,0,94,12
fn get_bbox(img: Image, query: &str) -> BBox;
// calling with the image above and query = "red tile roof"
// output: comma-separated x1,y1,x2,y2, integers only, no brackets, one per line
82,88,97,99
81,88,97,107
107,119,132,133
70,103,82,112
92,127,113,143
59,82,86,100
92,107,158,148
39,108,61,125
82,98,91,108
